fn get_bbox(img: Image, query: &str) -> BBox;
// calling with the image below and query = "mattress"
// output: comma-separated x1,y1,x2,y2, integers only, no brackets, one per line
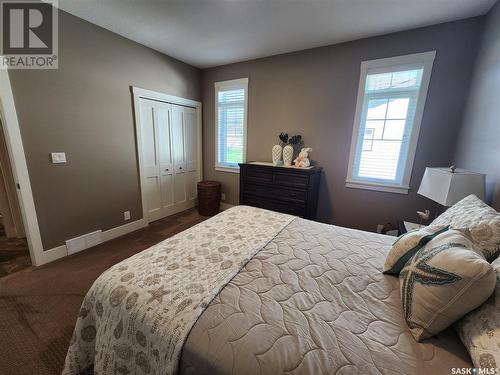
64,206,472,375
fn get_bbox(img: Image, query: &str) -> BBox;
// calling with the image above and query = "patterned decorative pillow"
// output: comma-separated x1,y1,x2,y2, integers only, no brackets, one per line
455,257,500,369
431,194,500,261
383,226,448,275
399,230,496,341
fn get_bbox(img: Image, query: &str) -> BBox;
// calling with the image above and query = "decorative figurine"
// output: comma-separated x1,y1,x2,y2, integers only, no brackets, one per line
294,147,312,168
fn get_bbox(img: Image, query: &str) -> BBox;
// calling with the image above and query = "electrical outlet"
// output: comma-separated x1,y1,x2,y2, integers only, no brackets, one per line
221,193,226,201
124,211,131,221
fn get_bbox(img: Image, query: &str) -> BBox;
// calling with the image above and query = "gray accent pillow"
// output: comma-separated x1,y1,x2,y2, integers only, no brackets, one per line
399,230,496,341
455,257,500,369
383,226,448,275
431,194,500,261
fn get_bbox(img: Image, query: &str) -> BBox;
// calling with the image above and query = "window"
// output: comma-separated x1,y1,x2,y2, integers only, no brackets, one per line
215,78,248,172
346,51,435,194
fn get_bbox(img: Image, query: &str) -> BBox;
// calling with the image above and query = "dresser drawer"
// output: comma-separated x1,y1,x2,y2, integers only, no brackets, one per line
244,183,306,204
275,172,309,188
242,196,305,217
244,168,273,184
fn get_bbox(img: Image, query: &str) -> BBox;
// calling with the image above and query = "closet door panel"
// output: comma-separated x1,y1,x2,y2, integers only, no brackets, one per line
145,178,162,220
174,173,187,205
161,175,174,212
171,105,187,204
171,105,186,173
184,108,197,172
184,107,198,202
139,99,162,221
156,104,174,212
140,101,158,176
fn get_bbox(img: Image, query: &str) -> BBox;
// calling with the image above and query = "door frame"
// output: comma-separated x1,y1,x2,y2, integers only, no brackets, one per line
132,86,202,223
0,121,25,238
0,69,52,266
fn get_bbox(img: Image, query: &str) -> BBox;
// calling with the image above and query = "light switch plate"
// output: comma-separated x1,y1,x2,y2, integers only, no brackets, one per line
51,152,67,164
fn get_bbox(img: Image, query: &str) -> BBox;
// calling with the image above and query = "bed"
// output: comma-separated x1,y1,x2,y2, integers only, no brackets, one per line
63,206,472,375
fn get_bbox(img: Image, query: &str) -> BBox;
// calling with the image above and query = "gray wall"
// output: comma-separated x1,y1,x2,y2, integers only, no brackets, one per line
202,18,484,231
9,10,201,249
455,1,500,210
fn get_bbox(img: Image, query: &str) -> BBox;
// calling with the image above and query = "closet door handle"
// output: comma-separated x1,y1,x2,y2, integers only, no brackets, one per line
179,166,183,170
165,168,169,171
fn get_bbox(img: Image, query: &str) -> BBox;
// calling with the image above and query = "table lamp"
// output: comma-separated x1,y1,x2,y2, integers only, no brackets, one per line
417,166,486,221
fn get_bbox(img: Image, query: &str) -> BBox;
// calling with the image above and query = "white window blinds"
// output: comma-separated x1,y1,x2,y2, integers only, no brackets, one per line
215,78,248,171
346,52,435,194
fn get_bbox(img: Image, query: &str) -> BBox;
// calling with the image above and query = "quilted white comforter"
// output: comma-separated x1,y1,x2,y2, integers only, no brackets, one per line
64,206,472,375
181,215,472,374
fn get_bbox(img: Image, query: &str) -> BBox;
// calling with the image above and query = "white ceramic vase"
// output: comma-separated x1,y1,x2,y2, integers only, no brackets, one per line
272,145,282,165
283,145,294,166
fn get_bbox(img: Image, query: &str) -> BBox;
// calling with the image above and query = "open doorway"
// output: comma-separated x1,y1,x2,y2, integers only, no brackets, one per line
0,118,29,277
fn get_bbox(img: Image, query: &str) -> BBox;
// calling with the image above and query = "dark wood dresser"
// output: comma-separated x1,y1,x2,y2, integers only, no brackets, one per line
239,162,322,219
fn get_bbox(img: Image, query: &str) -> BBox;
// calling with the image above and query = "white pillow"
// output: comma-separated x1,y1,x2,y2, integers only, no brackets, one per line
431,194,500,261
399,230,496,341
455,257,500,369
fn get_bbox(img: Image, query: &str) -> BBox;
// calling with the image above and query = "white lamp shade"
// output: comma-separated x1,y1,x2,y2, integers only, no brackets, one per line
417,167,485,207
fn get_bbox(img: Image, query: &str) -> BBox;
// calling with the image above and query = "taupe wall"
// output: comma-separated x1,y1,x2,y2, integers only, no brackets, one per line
9,10,201,249
202,18,484,231
455,1,500,210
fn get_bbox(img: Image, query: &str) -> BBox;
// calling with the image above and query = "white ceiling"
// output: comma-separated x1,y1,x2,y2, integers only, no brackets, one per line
58,0,497,68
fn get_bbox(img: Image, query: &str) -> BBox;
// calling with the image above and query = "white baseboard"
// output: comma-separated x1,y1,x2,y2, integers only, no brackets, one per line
37,218,148,266
101,218,147,242
37,244,67,265
220,202,235,211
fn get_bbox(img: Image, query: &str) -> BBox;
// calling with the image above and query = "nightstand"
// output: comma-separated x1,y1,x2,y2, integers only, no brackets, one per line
398,221,426,235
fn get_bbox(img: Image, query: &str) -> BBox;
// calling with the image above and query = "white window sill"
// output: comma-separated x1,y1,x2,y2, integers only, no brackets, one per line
345,179,409,194
215,165,240,173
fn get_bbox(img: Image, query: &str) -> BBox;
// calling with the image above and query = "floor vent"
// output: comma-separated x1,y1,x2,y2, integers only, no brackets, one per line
66,230,103,255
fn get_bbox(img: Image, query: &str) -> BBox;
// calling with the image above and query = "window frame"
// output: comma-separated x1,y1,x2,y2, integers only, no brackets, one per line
214,78,249,173
345,51,436,194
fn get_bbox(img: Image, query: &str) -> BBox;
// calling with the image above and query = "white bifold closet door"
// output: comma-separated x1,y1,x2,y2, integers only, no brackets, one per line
138,99,199,223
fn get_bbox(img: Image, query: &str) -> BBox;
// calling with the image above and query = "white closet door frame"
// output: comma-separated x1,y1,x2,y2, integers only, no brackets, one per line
132,86,202,223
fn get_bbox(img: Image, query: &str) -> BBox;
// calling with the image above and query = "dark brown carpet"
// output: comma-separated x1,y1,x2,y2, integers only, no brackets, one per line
0,225,30,278
0,208,207,375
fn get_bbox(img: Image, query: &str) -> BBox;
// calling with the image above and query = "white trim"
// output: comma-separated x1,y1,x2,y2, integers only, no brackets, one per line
346,51,436,194
36,244,67,265
345,180,410,194
214,78,248,172
132,87,200,108
360,52,436,71
402,53,435,190
220,202,235,211
101,218,147,242
0,69,47,266
132,86,203,223
215,164,240,173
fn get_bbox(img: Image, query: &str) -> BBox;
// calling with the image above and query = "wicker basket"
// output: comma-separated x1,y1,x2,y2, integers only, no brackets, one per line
197,181,221,216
